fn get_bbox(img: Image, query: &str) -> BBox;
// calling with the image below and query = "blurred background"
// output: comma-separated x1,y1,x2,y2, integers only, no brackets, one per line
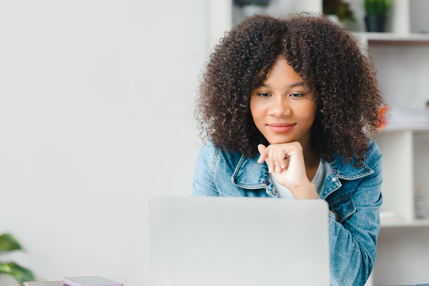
0,1,428,286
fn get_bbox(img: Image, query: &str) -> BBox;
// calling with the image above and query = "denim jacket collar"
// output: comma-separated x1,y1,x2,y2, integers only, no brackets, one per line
231,154,269,190
231,153,374,199
329,153,374,180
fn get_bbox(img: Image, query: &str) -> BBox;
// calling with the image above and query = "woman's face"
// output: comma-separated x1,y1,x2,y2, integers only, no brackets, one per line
250,57,316,146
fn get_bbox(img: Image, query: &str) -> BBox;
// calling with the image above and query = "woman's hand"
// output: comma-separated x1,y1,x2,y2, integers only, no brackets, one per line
257,142,318,199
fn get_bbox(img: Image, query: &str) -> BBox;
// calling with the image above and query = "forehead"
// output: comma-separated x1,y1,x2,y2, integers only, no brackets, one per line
263,57,303,86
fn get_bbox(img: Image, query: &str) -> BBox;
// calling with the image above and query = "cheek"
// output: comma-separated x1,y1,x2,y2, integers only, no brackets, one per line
296,104,316,123
250,98,263,124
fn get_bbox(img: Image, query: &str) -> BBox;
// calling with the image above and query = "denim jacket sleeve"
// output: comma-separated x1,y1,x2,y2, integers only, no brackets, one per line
328,149,383,285
192,141,220,197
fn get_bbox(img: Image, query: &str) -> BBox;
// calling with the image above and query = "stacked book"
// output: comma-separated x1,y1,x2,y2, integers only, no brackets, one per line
378,106,429,131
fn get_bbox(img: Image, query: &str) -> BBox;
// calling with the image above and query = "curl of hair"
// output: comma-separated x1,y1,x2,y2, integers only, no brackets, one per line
195,13,384,166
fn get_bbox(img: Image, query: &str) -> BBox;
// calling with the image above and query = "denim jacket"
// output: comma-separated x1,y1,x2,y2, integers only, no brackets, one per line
192,139,383,286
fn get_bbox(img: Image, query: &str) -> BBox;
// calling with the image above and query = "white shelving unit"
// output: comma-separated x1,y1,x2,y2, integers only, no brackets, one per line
376,129,429,223
381,219,429,228
364,32,429,42
373,126,429,285
210,0,429,285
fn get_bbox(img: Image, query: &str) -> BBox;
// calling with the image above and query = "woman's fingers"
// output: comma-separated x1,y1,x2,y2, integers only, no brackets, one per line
271,147,282,173
273,148,288,174
257,144,289,174
277,148,288,170
257,145,275,173
271,146,290,173
257,144,267,163
284,156,290,169
268,146,275,173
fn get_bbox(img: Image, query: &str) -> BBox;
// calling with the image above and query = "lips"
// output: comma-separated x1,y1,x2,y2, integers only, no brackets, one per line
267,123,296,133
268,123,296,127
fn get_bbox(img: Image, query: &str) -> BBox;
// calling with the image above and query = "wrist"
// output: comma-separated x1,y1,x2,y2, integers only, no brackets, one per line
292,182,318,199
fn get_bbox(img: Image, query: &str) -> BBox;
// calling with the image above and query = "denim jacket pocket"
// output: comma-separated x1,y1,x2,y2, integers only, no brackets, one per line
327,193,356,224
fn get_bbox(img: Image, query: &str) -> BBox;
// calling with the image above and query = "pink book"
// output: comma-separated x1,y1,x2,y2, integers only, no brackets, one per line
24,282,65,286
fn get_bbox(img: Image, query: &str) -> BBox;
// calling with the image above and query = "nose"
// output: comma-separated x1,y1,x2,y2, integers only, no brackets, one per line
268,96,291,117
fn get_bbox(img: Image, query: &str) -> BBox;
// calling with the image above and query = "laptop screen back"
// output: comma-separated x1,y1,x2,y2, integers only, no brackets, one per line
149,196,330,286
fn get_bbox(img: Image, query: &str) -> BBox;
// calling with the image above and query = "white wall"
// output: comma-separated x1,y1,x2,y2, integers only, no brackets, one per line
0,1,208,285
232,0,322,27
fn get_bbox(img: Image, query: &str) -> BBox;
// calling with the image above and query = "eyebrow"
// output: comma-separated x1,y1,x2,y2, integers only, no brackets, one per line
260,82,304,88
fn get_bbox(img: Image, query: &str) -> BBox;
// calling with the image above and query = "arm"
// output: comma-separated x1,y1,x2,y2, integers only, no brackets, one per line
328,158,383,286
192,142,220,197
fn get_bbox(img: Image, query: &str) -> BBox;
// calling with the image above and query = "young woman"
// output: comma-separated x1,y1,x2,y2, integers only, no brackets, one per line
193,14,384,286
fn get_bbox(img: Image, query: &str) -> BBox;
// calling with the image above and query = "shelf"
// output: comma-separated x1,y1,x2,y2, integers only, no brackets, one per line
355,32,429,45
381,219,429,228
366,32,429,42
378,128,429,134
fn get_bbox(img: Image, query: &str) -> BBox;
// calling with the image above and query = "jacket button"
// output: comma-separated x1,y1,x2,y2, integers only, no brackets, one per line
264,179,269,185
332,169,337,174
332,177,336,182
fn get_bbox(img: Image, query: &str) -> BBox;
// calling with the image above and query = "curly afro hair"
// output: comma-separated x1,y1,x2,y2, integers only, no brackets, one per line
196,13,384,166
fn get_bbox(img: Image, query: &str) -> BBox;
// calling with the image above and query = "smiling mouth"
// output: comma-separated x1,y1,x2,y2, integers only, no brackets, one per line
267,123,296,133
268,123,296,127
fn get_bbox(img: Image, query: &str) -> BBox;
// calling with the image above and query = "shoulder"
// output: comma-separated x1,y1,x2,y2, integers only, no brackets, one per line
363,138,382,169
196,140,243,174
197,140,217,161
332,138,382,178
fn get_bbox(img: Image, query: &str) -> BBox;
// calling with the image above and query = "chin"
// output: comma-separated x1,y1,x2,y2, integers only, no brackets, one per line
266,135,296,145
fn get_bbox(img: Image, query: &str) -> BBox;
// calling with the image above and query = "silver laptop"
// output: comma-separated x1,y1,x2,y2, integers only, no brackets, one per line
149,196,330,286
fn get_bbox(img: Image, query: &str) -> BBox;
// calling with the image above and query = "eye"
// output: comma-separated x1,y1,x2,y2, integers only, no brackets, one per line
257,93,271,98
290,93,306,98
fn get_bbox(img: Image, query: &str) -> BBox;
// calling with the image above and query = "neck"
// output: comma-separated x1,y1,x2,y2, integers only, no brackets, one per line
303,145,321,167
299,133,320,168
